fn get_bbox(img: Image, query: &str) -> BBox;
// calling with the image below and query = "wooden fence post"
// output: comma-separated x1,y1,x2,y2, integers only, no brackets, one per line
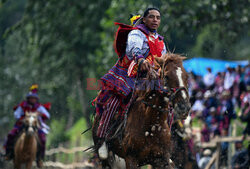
215,142,221,169
205,152,217,169
75,138,80,163
228,123,235,169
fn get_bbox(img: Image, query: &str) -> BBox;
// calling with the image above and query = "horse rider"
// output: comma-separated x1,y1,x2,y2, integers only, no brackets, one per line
4,84,50,166
94,7,167,159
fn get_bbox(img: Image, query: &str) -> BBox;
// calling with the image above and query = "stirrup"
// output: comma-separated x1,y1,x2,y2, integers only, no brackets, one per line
98,142,108,160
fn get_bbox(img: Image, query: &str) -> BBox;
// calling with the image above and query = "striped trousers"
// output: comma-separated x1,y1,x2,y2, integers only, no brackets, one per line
97,95,120,138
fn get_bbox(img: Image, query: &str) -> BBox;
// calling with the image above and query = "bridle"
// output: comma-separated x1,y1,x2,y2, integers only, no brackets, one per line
160,59,189,103
141,61,189,111
22,114,39,133
18,114,41,146
141,86,188,112
141,60,189,129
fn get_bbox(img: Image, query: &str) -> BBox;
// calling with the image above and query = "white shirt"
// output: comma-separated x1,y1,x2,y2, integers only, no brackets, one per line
224,71,235,90
203,72,215,87
14,105,50,134
14,105,50,120
125,29,166,60
191,100,205,112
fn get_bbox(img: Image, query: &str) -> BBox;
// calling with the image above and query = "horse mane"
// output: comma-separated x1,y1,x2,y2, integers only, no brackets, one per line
136,53,187,99
163,53,186,65
135,68,159,99
154,52,187,69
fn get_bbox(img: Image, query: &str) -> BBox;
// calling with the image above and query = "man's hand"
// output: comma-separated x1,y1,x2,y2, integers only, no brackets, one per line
138,58,151,72
36,112,42,117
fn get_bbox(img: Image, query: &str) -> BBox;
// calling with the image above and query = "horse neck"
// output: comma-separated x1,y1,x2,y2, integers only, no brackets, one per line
141,91,169,126
133,76,170,128
23,131,37,149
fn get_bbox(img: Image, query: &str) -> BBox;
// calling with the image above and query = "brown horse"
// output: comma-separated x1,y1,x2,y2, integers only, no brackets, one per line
14,112,40,169
93,53,191,169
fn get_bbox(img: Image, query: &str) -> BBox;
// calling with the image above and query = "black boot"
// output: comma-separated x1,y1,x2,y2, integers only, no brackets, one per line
36,154,43,168
36,147,44,168
4,147,14,160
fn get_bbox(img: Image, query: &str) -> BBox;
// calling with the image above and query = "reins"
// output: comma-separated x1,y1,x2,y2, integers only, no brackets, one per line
141,99,169,113
21,116,41,145
107,59,189,139
140,60,189,130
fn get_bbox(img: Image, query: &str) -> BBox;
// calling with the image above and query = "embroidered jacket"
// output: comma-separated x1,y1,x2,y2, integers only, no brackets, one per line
14,101,50,134
101,23,166,97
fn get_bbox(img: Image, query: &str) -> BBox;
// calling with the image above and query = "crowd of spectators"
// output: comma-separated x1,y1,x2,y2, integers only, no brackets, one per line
188,64,250,142
187,64,250,169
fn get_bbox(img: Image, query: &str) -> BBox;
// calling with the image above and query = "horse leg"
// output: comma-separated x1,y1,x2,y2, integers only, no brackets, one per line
26,161,33,169
13,159,21,169
125,157,139,169
151,156,175,169
101,159,112,169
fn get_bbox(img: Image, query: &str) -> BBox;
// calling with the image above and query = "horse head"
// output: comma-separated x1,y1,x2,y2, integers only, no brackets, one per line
155,53,191,120
23,112,39,136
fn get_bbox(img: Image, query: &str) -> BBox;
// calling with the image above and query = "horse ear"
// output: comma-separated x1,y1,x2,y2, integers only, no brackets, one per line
154,57,164,66
179,56,187,60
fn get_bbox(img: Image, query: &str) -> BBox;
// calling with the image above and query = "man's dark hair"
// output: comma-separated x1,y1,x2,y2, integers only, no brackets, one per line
143,7,161,17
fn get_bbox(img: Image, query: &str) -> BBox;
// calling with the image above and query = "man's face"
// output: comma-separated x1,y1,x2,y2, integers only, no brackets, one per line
28,97,38,105
143,10,161,30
